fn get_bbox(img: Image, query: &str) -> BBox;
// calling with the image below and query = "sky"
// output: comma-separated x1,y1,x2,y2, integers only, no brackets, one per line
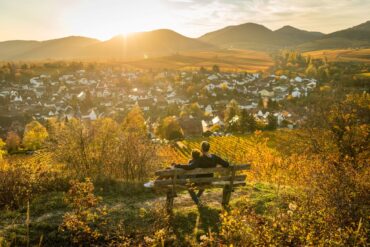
0,0,369,41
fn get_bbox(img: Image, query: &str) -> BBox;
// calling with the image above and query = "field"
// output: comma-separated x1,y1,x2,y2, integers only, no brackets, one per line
303,48,370,63
159,131,292,166
124,49,274,72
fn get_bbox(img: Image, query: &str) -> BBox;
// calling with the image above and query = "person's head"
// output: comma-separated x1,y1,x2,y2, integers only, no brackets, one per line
191,149,201,160
200,141,210,154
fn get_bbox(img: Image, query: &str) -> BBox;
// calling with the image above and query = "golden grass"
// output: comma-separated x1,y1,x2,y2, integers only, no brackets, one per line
303,48,370,63
358,72,370,77
123,49,273,72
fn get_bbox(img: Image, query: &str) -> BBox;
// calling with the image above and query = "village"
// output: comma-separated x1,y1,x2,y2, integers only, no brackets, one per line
0,67,318,138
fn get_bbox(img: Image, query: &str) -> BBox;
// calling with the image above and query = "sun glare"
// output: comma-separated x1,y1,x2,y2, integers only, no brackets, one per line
61,0,174,40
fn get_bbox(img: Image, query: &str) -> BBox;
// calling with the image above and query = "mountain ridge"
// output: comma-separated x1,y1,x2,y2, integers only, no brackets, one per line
0,21,369,60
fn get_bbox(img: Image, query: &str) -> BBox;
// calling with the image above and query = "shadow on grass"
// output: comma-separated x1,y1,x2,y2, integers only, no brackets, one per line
171,206,221,241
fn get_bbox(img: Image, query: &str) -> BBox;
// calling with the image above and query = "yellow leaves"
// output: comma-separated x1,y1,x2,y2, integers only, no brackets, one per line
122,105,147,135
59,178,110,245
288,202,298,211
320,85,331,92
0,138,6,160
23,120,48,151
254,130,262,136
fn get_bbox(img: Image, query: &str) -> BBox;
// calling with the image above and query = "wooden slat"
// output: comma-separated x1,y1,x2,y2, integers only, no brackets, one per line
155,164,251,177
154,181,246,191
212,181,246,186
154,175,246,187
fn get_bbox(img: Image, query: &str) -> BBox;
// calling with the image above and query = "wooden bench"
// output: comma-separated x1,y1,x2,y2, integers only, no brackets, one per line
153,164,251,212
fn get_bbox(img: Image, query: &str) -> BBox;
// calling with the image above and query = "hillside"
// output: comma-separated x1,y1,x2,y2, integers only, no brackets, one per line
303,48,370,63
199,23,325,50
274,25,324,45
1,21,370,60
298,21,370,51
200,20,370,51
81,29,213,59
198,23,280,50
0,30,212,61
123,49,273,72
0,36,99,60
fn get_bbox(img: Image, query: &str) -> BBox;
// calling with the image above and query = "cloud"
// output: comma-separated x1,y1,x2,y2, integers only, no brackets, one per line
0,0,369,40
167,0,370,36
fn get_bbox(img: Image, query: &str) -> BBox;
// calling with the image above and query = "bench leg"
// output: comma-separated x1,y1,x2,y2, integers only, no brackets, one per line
222,185,232,209
166,190,175,214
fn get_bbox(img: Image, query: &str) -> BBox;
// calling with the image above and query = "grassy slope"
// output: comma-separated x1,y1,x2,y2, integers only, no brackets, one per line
303,48,370,63
0,181,290,246
123,49,273,72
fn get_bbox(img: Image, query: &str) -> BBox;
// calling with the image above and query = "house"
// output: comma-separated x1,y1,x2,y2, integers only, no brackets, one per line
295,76,303,83
259,89,274,98
201,120,209,132
292,89,301,98
273,113,285,125
12,95,23,102
77,91,86,101
207,74,218,81
205,105,213,115
307,81,317,89
83,109,97,121
212,116,224,126
178,117,203,136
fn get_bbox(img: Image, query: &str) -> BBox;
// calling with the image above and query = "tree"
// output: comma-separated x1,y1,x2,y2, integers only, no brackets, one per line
156,116,184,140
199,66,207,74
212,64,220,73
0,138,6,160
122,105,147,136
266,114,278,130
45,117,61,143
56,117,158,181
180,103,204,118
224,100,240,131
240,110,257,133
5,131,21,153
166,104,180,116
305,63,317,77
23,121,48,150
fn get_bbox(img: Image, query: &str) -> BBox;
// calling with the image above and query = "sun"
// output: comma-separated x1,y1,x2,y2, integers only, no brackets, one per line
63,0,174,41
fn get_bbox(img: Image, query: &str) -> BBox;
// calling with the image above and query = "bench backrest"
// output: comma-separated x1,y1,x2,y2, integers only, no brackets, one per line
154,164,251,188
155,164,251,177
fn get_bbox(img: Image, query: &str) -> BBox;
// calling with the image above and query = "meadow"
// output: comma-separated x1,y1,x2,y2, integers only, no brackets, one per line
124,49,273,72
303,48,370,63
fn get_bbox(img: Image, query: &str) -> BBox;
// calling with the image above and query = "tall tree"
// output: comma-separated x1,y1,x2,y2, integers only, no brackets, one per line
122,105,147,136
224,100,240,132
266,114,278,131
5,131,21,153
23,121,48,150
0,138,6,161
224,100,240,124
156,116,184,140
240,110,257,133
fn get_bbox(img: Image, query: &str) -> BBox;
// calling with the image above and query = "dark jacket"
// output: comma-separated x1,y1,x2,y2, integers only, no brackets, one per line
174,154,229,178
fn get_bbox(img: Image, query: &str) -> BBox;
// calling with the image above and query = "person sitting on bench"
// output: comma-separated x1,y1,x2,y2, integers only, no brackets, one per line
173,141,229,206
